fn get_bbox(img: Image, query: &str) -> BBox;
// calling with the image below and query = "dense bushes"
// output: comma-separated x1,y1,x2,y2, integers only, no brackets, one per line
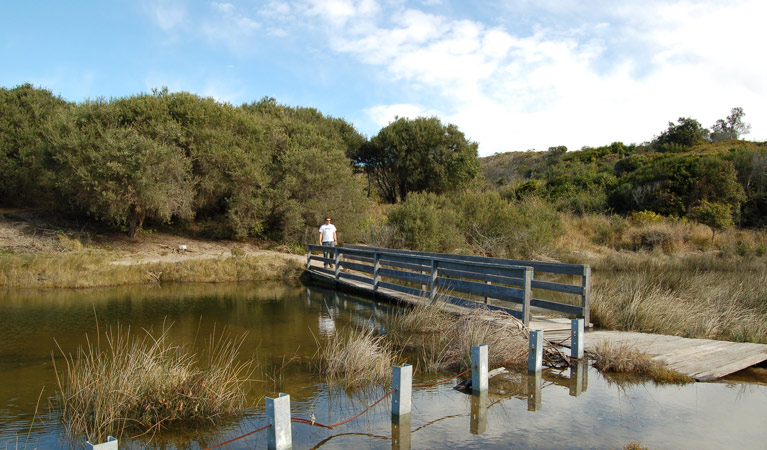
0,85,370,240
378,190,563,257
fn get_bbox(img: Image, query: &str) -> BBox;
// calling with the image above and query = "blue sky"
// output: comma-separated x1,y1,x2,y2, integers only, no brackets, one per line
2,0,765,156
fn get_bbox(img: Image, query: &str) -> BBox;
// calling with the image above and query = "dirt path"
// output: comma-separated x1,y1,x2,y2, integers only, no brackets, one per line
0,208,305,265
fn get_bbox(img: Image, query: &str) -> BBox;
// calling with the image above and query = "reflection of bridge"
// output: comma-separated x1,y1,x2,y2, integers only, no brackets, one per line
305,244,767,381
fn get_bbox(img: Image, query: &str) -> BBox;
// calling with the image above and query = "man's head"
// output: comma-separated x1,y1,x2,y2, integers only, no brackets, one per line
325,217,332,223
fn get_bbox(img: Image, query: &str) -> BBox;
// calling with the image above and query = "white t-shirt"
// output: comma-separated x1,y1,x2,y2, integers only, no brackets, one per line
319,224,337,242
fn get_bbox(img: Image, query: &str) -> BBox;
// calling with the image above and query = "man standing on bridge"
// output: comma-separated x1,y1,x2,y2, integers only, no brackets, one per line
319,217,337,268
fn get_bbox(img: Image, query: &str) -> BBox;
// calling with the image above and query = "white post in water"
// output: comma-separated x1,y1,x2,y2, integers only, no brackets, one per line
529,330,543,373
571,318,584,359
471,344,488,393
85,436,117,450
392,364,412,416
266,393,292,450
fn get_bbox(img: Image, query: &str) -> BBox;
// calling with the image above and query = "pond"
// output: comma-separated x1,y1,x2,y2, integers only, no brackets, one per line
1,282,766,449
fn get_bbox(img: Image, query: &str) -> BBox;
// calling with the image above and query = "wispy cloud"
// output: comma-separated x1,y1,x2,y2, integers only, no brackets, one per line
293,0,767,153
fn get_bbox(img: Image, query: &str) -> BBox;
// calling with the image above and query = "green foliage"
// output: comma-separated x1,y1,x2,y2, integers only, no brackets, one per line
0,84,67,206
50,98,195,237
653,117,709,150
689,200,734,243
628,210,664,226
609,154,745,217
0,85,369,242
386,192,462,252
711,107,751,142
386,191,562,257
352,117,480,203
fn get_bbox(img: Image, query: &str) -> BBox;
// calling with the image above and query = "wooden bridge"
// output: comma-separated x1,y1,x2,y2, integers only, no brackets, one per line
305,244,590,329
304,244,767,381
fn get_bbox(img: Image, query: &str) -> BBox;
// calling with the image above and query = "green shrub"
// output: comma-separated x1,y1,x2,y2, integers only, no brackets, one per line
629,210,664,226
387,192,463,252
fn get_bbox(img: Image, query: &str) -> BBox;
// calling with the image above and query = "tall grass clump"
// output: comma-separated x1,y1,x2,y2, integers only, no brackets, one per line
590,341,693,384
54,325,255,445
385,302,565,373
317,326,395,389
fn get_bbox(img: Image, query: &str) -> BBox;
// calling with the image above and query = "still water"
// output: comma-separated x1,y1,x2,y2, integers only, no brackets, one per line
1,283,766,449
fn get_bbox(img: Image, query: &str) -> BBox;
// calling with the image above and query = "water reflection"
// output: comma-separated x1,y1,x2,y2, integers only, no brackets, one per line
2,283,767,449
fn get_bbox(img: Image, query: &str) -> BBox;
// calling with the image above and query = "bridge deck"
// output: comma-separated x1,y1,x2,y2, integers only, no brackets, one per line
305,264,767,381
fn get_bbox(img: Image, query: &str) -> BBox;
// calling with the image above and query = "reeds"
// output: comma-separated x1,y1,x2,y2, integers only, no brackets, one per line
590,341,693,384
317,326,395,389
53,324,255,445
385,302,564,373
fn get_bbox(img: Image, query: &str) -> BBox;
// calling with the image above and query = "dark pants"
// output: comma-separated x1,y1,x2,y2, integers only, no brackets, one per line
322,241,335,267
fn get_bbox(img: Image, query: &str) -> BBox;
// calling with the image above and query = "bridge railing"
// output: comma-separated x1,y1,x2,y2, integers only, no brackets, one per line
340,244,590,324
306,244,535,324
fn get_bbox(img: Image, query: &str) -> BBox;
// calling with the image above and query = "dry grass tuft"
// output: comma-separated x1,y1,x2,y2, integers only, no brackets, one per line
386,302,565,373
53,324,255,445
591,341,693,384
317,326,395,389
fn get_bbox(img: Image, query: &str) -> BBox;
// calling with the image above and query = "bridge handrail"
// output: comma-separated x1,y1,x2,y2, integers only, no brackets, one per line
338,244,590,324
307,244,536,324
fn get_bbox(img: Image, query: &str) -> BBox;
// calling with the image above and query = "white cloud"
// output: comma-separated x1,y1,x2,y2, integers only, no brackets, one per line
304,0,767,154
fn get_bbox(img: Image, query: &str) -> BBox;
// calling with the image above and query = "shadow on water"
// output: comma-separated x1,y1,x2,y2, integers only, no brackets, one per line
2,282,767,449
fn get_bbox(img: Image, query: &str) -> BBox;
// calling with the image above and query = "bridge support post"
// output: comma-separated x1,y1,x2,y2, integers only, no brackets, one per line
392,364,412,416
522,267,532,326
306,245,311,269
428,259,438,304
373,252,380,295
528,330,543,373
581,265,591,325
333,249,340,282
266,393,292,450
471,344,488,393
571,318,584,359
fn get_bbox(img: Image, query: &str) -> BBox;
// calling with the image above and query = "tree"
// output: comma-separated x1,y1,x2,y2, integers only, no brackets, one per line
0,84,66,206
711,107,751,142
352,117,480,203
689,201,734,244
653,117,709,150
51,99,195,238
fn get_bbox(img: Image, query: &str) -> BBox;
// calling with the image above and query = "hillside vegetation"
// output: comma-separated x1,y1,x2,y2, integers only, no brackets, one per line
3,84,767,342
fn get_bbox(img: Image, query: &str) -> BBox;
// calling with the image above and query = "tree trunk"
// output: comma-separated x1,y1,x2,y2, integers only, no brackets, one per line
128,206,145,238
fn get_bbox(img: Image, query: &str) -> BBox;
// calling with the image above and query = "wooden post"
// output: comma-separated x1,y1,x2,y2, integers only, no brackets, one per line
471,344,488,393
522,267,533,327
484,280,491,304
392,364,412,416
373,252,381,295
333,248,340,281
581,265,591,325
266,393,292,450
571,318,584,359
306,245,311,270
428,259,438,304
528,330,543,373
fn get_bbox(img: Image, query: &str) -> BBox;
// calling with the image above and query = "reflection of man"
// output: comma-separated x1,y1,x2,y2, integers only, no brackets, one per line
318,217,337,268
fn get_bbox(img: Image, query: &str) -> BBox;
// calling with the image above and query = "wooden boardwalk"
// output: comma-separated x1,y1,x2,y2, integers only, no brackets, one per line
305,263,767,381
